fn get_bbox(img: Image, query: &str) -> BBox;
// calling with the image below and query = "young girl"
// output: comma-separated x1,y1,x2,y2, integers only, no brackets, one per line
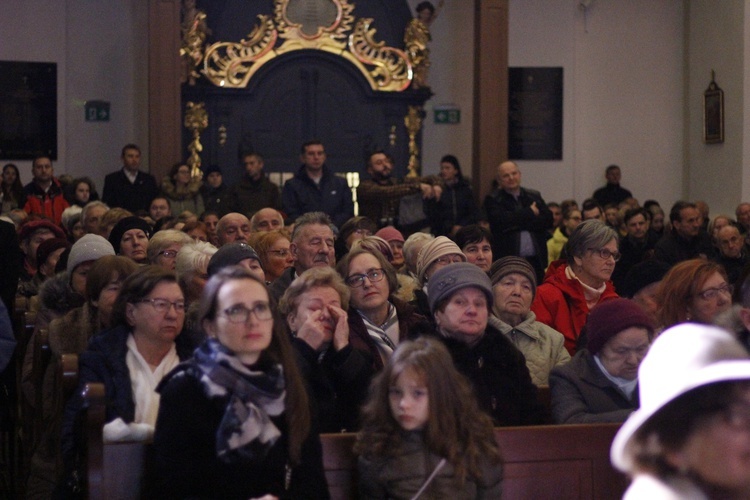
356,337,503,499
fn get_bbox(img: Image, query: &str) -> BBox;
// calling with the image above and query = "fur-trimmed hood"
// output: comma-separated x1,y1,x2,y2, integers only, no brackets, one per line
39,271,85,316
161,175,202,200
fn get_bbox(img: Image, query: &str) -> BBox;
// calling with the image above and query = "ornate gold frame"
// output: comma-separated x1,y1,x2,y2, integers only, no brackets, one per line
191,0,413,91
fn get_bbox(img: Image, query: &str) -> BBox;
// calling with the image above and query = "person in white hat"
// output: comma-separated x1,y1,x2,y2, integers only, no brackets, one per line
610,323,750,499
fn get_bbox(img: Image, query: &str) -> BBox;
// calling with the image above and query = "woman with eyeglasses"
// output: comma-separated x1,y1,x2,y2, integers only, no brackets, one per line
550,298,653,424
337,248,433,371
279,267,375,433
61,266,198,493
151,267,329,499
656,259,732,330
532,220,620,355
251,229,294,283
147,228,193,270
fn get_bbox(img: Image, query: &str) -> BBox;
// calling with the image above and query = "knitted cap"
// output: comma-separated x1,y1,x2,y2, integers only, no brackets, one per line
586,298,655,355
416,236,466,284
36,238,71,267
208,242,261,277
375,226,405,243
619,260,671,298
67,234,115,273
108,216,153,254
489,256,537,296
203,164,222,175
427,262,494,314
18,219,66,242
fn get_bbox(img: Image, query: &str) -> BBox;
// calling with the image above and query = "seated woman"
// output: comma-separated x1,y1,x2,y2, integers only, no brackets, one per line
611,324,750,498
152,267,329,499
108,215,152,264
61,266,197,489
550,298,653,424
531,220,620,354
334,216,377,261
147,229,193,270
251,230,294,284
453,224,493,273
412,235,467,318
426,262,545,426
279,267,375,433
336,247,432,370
657,258,732,330
489,256,570,386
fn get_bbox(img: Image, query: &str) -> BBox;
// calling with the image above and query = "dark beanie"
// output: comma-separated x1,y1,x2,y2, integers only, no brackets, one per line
619,260,671,298
489,256,537,296
208,242,262,277
36,238,71,267
108,216,153,254
586,298,655,355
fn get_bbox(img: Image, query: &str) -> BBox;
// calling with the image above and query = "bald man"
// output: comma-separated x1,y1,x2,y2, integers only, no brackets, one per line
216,212,251,246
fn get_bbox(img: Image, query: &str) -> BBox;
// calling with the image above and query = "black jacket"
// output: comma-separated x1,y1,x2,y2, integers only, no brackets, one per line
102,168,159,212
426,178,479,236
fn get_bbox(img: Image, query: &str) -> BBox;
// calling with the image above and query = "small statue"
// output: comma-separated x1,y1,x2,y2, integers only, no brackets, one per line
404,1,444,89
180,0,211,85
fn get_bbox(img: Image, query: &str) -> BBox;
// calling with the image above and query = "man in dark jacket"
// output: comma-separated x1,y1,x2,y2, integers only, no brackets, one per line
228,153,281,218
483,161,553,283
281,141,353,228
654,200,715,266
199,164,230,216
592,164,633,208
101,144,159,212
23,155,70,225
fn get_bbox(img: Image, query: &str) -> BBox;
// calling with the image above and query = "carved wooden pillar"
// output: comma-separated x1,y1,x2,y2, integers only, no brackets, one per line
148,0,182,181
473,0,509,202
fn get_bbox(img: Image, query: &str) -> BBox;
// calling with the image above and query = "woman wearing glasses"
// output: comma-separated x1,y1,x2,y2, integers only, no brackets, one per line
151,267,329,498
61,266,197,492
279,267,374,433
656,259,732,330
252,229,294,284
532,220,620,355
337,248,432,370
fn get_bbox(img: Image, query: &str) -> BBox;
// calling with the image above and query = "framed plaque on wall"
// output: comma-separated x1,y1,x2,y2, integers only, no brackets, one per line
508,67,563,160
0,61,57,160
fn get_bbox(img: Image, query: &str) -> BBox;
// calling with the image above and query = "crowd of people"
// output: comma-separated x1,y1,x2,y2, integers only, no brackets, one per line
4,144,750,498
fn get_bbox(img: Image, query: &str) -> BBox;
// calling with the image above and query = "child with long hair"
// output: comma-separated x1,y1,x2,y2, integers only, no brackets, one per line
356,337,503,499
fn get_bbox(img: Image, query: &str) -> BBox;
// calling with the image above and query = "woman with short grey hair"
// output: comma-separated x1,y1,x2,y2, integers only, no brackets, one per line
531,220,620,355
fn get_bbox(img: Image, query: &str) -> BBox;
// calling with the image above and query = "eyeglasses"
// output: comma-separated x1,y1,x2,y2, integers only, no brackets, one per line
267,249,291,258
432,255,465,266
158,250,178,258
138,298,186,313
696,283,733,301
220,303,273,323
587,248,621,262
346,269,385,288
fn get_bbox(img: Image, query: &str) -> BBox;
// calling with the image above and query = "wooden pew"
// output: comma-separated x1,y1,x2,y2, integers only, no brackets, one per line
322,424,628,500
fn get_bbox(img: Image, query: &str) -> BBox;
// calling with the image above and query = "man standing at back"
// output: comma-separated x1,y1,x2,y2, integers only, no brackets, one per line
282,140,353,228
102,144,159,212
229,152,281,217
592,164,633,208
23,155,69,226
483,161,552,283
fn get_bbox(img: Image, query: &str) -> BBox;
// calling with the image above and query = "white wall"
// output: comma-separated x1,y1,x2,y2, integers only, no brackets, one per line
0,0,148,191
507,0,684,208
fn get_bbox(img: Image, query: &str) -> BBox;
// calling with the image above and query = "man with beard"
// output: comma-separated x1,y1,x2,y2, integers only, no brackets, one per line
357,151,440,230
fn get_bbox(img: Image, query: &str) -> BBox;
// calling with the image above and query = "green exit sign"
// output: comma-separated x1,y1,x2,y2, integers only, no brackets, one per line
85,100,110,122
434,106,460,124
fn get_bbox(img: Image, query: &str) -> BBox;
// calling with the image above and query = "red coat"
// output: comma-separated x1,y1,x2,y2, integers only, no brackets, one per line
531,260,618,355
23,178,69,226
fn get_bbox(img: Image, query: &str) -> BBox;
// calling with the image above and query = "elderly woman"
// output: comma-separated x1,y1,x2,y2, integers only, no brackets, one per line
61,266,197,492
611,324,750,498
208,242,265,282
108,215,152,264
175,240,217,306
657,258,732,330
489,256,570,386
280,267,374,433
453,224,493,273
549,298,653,424
181,219,209,242
160,161,204,216
412,235,467,317
147,229,193,270
337,247,432,370
531,220,620,354
251,230,294,283
426,262,544,426
335,216,378,260
151,267,329,498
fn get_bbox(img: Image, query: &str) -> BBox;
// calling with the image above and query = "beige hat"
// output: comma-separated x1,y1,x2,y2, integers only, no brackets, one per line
415,236,465,284
610,323,750,472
